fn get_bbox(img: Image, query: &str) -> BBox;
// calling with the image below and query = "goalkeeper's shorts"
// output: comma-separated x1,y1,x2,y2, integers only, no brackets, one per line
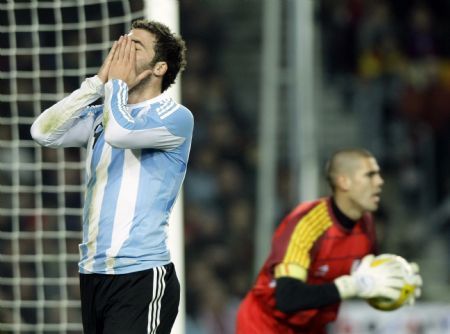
80,262,179,334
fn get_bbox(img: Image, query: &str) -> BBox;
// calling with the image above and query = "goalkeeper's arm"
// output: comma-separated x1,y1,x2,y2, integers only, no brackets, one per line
275,254,404,313
275,277,341,313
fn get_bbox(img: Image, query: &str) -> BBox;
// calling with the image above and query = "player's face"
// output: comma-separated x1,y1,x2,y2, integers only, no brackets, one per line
128,29,157,75
347,157,384,213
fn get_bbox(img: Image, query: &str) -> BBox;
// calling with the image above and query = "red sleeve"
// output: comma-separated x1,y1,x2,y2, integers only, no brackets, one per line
265,200,322,271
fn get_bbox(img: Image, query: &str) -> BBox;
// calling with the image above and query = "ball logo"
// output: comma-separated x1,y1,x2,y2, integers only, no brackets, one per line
367,254,416,311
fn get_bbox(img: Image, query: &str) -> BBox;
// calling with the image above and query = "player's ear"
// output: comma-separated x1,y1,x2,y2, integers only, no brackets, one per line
153,61,167,77
336,175,351,191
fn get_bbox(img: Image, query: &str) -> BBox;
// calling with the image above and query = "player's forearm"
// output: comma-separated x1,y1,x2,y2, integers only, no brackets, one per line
275,277,341,313
30,76,103,147
103,79,186,150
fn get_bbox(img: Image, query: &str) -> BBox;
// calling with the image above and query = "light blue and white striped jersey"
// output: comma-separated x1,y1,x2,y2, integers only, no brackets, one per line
31,76,194,274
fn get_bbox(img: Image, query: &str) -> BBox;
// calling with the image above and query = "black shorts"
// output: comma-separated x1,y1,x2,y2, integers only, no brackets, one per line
79,263,180,334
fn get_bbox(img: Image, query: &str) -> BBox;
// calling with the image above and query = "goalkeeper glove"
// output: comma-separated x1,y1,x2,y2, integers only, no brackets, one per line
334,254,404,300
406,262,423,305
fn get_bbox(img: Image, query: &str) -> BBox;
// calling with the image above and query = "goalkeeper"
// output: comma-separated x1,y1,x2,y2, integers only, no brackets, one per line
31,20,193,334
236,149,422,334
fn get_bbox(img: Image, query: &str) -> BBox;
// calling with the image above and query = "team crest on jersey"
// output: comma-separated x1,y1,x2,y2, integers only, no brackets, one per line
314,264,329,277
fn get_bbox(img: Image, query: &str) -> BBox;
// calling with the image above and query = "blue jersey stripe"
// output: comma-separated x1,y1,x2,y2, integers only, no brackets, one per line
92,149,124,272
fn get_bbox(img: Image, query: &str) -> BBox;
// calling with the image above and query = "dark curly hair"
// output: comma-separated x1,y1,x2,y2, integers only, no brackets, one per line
131,19,187,92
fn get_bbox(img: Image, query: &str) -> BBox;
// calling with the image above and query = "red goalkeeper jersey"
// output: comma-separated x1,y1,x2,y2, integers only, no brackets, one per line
236,197,377,334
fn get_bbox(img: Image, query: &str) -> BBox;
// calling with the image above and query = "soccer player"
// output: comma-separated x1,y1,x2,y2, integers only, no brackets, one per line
30,20,193,334
236,149,422,334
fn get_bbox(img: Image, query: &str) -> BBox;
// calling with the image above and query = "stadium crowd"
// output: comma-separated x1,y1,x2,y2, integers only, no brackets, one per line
319,0,450,207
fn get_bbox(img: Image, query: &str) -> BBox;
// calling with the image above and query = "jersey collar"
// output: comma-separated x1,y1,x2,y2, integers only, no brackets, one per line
329,197,357,230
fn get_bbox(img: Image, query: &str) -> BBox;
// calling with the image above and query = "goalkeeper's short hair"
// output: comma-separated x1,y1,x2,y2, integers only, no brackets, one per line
325,148,374,190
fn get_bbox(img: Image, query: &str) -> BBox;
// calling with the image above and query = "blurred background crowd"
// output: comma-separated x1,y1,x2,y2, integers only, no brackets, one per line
180,0,450,332
1,0,449,333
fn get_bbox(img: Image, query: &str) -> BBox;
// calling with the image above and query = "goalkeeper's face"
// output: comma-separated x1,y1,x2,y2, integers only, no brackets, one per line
347,157,384,213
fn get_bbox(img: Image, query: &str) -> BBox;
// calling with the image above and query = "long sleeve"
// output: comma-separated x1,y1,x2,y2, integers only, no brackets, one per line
275,277,340,312
30,76,104,148
103,79,193,150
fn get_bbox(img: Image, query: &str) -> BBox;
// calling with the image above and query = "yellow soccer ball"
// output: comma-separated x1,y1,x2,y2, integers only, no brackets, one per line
367,254,416,311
